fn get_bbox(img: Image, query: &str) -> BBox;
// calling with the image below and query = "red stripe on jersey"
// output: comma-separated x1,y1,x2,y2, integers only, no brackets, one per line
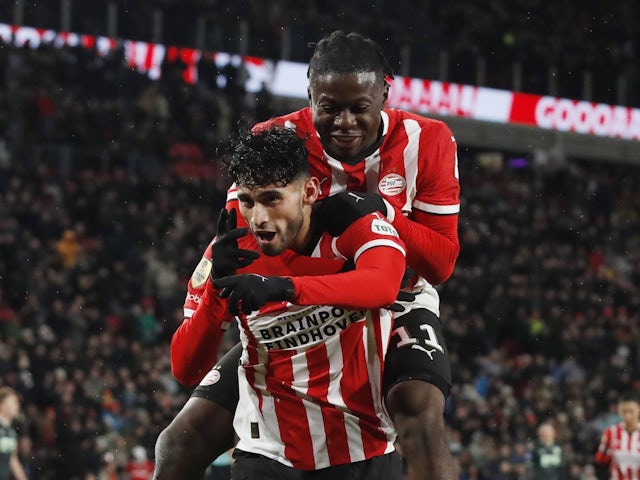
306,344,351,465
239,316,264,413
340,314,389,459
265,349,315,469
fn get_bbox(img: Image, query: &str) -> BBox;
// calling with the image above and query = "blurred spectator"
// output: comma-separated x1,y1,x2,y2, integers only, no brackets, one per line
528,423,565,479
0,387,28,480
55,229,80,268
125,445,154,480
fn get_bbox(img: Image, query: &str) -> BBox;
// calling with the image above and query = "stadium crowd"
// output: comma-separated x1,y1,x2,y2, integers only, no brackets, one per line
3,0,639,107
0,33,639,480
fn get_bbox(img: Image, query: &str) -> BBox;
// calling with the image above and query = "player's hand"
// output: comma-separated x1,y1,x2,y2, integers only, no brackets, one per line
213,274,295,316
318,191,388,236
386,291,416,313
211,208,260,279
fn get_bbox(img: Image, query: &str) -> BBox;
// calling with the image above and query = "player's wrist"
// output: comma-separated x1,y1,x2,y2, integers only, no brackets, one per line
276,277,295,301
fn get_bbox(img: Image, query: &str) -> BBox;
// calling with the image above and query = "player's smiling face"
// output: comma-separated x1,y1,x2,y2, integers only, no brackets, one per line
236,177,318,256
309,71,387,161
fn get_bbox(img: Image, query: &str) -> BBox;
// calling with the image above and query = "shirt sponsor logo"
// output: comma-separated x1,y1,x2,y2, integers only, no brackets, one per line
191,257,212,288
256,305,366,350
199,367,221,386
186,293,201,304
371,219,399,237
378,173,406,196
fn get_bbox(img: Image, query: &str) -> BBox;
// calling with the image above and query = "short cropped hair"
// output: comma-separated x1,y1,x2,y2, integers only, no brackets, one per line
225,127,309,189
619,391,640,404
0,386,17,403
307,30,394,84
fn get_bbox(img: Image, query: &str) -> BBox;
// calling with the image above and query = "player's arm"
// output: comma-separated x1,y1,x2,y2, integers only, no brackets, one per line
384,122,460,285
214,214,406,315
171,279,231,386
170,208,258,386
594,429,612,464
10,452,28,480
290,214,405,309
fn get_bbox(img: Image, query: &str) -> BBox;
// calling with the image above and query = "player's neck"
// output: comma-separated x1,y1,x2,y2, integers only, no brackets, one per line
295,209,324,256
624,421,639,433
288,207,315,254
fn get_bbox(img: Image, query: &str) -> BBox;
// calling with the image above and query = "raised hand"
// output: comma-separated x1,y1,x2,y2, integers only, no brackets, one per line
211,208,260,279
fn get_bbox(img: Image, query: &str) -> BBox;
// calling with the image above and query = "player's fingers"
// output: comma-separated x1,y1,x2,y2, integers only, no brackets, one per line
241,298,256,315
216,208,228,235
219,227,249,243
228,300,240,316
228,208,237,230
227,289,242,316
386,303,406,313
212,275,241,290
230,248,260,260
218,287,233,299
234,258,257,269
395,291,416,303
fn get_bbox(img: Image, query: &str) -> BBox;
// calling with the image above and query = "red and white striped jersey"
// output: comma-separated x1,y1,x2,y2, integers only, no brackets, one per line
233,213,404,470
255,108,459,216
246,107,459,316
596,423,640,480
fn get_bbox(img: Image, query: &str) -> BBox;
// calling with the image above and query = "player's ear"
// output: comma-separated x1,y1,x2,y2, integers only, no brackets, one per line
382,80,389,104
307,85,313,105
302,177,320,205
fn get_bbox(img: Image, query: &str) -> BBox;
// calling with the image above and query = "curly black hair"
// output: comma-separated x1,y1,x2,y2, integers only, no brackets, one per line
307,30,394,85
224,127,310,188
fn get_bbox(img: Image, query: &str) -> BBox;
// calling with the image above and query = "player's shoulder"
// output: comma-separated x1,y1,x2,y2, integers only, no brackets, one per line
332,213,401,245
385,108,454,137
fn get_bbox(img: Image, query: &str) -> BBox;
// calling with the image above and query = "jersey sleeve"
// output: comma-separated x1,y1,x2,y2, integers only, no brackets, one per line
387,121,460,285
183,240,214,318
291,213,406,310
171,280,231,386
594,428,612,464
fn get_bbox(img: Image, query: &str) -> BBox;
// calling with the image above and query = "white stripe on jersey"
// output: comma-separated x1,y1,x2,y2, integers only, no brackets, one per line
226,184,238,202
235,348,290,466
344,412,366,463
352,239,406,263
413,199,460,214
364,150,382,194
292,350,328,468
324,337,347,411
303,400,329,467
325,155,349,196
402,119,421,213
330,237,347,261
364,310,395,439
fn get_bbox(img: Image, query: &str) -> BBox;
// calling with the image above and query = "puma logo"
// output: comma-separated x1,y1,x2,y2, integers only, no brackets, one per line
348,192,365,202
412,344,437,360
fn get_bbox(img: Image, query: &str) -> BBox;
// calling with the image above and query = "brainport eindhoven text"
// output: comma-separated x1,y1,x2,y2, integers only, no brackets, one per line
256,305,368,350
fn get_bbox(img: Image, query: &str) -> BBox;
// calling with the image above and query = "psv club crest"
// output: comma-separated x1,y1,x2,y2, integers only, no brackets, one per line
378,173,406,196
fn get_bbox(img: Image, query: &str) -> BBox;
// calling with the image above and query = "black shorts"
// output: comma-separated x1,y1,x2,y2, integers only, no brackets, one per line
231,449,402,480
191,308,451,411
382,308,452,397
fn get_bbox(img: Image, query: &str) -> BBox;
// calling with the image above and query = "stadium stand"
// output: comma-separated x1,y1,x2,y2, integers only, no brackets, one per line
2,0,638,106
0,7,638,480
